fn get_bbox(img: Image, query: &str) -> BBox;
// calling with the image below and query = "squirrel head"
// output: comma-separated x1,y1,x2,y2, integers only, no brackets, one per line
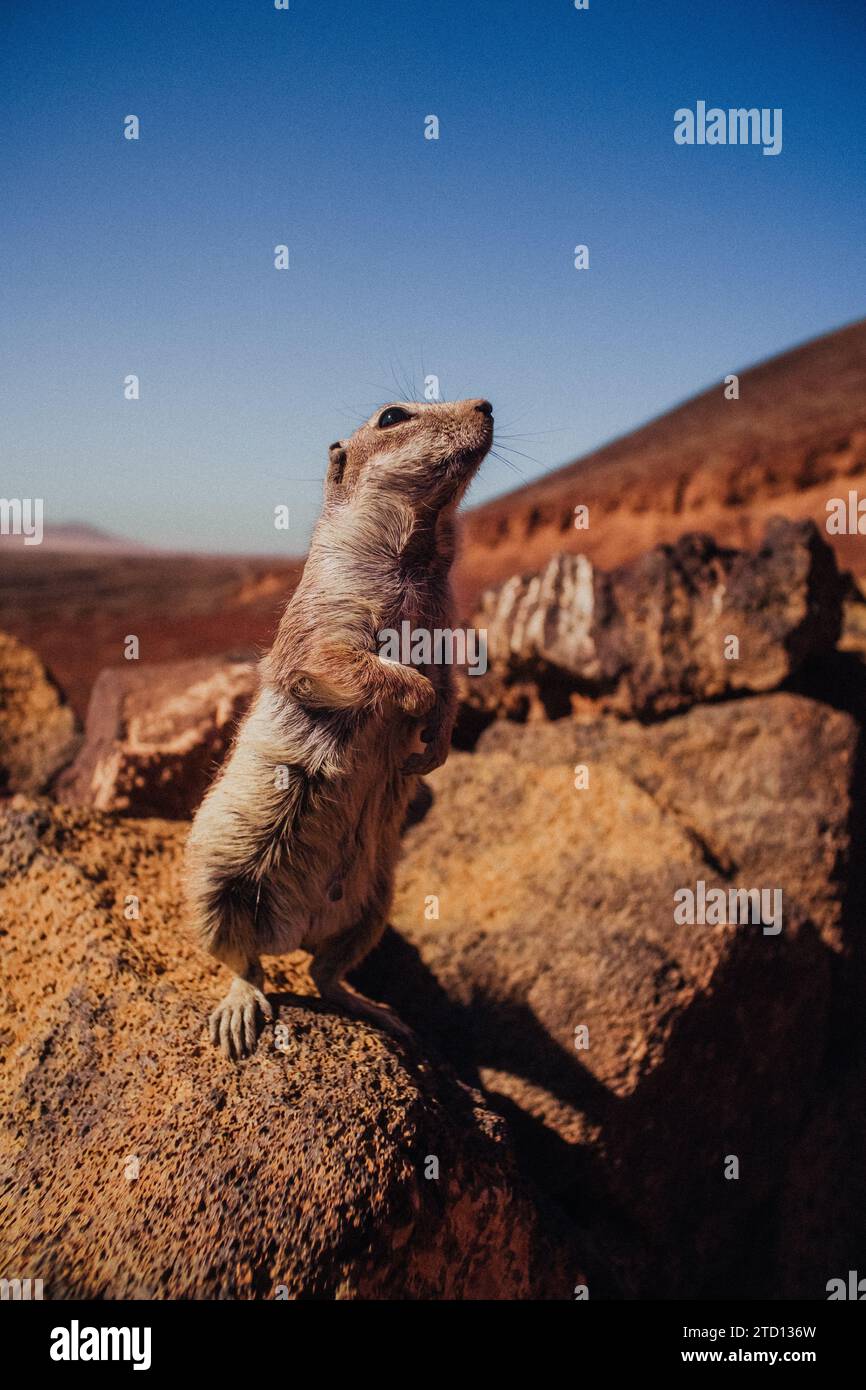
324,398,493,515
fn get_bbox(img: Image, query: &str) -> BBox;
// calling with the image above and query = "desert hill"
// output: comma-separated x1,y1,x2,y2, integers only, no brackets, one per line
0,521,153,553
458,318,866,608
0,550,301,718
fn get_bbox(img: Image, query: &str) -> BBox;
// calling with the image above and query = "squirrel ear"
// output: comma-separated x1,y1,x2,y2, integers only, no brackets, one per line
326,442,347,492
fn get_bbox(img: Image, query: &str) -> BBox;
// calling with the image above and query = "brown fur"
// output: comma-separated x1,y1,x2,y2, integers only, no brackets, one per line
185,397,493,1057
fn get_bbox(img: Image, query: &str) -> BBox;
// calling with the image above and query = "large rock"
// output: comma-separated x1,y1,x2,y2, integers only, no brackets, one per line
464,518,845,721
57,656,258,819
359,693,858,1295
0,799,576,1300
0,631,79,794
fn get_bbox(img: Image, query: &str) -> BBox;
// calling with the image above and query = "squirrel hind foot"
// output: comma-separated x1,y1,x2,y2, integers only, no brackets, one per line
316,979,415,1045
209,976,273,1061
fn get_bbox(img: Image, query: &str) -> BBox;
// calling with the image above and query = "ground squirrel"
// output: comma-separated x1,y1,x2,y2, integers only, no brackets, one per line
186,396,493,1057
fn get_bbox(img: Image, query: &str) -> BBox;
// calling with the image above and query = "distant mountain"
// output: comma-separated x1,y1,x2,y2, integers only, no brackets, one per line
0,521,151,553
459,319,866,607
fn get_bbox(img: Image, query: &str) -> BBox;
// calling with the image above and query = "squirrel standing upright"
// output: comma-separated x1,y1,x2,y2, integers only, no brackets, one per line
185,397,493,1057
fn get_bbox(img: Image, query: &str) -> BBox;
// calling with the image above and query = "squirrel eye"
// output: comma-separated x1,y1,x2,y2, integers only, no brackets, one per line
377,406,412,429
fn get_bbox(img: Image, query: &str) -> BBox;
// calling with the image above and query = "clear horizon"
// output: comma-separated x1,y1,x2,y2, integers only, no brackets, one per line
30,313,863,557
4,0,865,554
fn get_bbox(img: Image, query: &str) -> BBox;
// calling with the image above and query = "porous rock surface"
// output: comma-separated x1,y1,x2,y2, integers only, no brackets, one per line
0,631,79,794
0,800,576,1300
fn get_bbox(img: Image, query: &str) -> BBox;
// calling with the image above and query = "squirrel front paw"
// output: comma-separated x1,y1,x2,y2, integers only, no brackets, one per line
209,977,273,1060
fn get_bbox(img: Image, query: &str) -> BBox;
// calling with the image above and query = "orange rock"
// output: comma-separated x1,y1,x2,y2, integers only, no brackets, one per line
0,631,78,794
360,692,859,1295
57,656,258,818
0,798,579,1299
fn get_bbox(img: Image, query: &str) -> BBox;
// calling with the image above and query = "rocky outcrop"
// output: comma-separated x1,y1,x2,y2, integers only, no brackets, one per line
57,656,258,818
462,518,844,722
0,631,79,794
0,799,578,1300
359,693,859,1295
3,503,864,1300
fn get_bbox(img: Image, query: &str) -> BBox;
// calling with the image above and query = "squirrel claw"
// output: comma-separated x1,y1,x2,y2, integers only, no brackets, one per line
209,980,273,1061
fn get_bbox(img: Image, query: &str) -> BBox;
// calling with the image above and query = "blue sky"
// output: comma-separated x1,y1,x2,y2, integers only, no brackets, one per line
2,0,864,552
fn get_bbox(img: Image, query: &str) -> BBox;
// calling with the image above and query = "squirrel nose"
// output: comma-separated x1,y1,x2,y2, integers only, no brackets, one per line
474,400,493,418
